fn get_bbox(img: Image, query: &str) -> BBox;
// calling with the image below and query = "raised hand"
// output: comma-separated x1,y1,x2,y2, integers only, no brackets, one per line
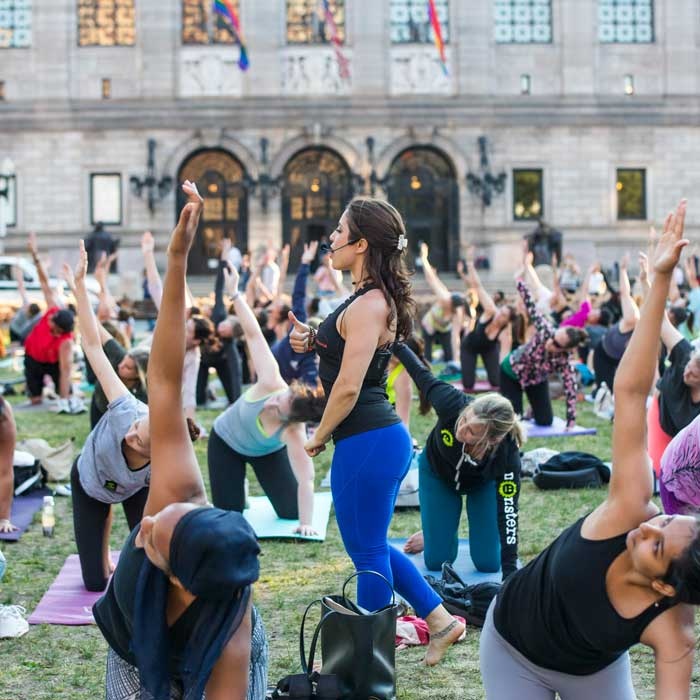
420,242,429,261
220,236,232,260
141,230,155,255
620,252,630,270
168,180,203,257
653,199,689,274
223,263,240,297
301,240,319,265
280,243,290,267
638,251,649,287
28,231,38,256
288,310,311,353
62,240,88,293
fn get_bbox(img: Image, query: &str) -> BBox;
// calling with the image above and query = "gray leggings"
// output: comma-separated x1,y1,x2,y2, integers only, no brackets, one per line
479,601,637,700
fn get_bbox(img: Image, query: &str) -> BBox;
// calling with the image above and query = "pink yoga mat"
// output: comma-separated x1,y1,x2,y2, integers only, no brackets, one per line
29,552,120,625
0,489,50,542
525,417,597,439
450,380,499,393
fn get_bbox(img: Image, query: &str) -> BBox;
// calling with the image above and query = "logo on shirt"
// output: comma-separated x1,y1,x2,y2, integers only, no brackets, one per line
104,480,119,493
498,480,518,499
440,429,454,447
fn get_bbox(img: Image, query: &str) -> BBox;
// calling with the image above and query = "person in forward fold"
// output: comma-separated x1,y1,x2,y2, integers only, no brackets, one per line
289,197,465,666
481,199,700,700
93,181,268,700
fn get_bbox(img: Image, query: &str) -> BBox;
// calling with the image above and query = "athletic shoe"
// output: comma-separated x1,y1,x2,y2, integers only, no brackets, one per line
0,605,29,639
68,397,86,415
53,398,71,414
53,483,72,497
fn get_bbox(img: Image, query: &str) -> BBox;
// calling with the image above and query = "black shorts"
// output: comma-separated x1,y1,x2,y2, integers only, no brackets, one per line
24,354,59,398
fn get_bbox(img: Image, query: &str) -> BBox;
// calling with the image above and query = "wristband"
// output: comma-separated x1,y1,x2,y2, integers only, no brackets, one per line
306,327,317,352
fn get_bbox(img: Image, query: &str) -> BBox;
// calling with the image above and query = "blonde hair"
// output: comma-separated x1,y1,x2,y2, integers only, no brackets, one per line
457,393,525,458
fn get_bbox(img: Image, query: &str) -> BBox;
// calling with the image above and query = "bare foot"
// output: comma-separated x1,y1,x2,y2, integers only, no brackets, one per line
403,530,424,554
423,617,466,666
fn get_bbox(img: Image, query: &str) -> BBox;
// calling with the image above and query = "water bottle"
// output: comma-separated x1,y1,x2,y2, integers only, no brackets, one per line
42,496,55,538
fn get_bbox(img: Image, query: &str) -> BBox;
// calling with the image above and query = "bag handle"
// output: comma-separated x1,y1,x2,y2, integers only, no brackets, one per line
341,570,396,609
299,600,339,676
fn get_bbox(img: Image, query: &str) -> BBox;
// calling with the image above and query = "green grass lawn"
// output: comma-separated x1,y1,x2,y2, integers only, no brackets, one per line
0,391,698,699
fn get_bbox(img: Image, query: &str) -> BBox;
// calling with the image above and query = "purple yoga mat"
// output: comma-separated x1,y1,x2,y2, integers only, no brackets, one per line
28,552,120,625
0,488,51,542
525,416,597,439
450,380,499,393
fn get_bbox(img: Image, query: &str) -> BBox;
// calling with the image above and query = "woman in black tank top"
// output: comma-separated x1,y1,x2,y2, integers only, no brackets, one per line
289,197,465,666
458,256,519,389
482,200,700,699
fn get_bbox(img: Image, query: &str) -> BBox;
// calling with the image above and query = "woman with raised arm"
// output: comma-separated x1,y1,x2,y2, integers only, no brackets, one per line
207,262,324,536
459,254,518,390
289,197,465,665
419,242,466,367
592,254,640,393
64,243,158,592
481,200,700,700
93,182,267,700
499,278,587,428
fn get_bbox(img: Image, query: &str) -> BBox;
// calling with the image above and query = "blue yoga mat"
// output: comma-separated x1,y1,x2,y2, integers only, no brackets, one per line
525,416,596,439
388,537,510,584
243,492,333,542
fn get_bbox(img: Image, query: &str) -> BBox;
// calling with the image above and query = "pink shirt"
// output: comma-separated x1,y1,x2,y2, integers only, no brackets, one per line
561,300,591,329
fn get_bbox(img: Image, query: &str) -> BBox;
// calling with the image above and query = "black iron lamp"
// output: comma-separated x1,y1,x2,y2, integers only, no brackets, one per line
244,137,282,213
365,136,392,196
466,136,506,207
129,139,173,215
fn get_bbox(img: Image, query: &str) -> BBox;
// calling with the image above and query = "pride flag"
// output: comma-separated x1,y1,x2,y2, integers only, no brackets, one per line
320,0,350,80
212,0,249,70
427,0,448,76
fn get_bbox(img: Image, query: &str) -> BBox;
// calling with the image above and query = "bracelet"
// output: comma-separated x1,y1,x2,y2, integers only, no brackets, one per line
306,327,316,352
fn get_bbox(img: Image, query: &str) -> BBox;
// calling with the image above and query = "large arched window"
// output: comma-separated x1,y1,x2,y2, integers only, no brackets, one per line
177,149,248,275
282,147,352,270
386,147,458,271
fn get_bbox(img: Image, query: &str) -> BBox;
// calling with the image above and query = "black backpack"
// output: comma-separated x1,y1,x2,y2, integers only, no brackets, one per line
533,451,610,490
13,460,46,496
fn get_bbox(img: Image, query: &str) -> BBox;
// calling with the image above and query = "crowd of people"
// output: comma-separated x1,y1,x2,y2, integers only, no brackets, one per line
0,186,699,699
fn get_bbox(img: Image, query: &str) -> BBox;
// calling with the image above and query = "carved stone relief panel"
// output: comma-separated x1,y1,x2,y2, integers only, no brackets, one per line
281,48,352,96
390,46,454,96
180,48,243,98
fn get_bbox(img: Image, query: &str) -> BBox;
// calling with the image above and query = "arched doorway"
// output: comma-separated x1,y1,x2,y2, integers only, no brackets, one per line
282,147,353,271
386,147,458,271
177,149,248,275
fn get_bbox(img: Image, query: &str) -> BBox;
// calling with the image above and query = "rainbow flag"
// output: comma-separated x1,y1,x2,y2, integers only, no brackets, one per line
320,0,350,80
212,0,249,70
427,0,448,76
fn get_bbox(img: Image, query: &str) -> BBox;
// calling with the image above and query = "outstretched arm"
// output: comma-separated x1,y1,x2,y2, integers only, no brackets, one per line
283,424,317,536
465,252,497,317
141,231,162,310
276,244,290,301
63,242,129,405
28,232,58,309
618,255,640,332
144,182,208,517
420,243,450,301
607,200,688,519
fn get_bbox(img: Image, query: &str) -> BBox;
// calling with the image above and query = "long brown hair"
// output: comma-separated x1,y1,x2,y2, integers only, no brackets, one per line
345,197,416,340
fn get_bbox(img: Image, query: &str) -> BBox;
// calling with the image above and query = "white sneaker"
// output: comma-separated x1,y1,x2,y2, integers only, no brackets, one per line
52,398,70,414
0,605,29,639
68,397,86,415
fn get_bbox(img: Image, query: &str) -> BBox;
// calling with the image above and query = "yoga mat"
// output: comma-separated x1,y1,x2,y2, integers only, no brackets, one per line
28,552,120,625
450,380,499,394
243,491,333,541
0,488,50,542
525,416,596,439
388,538,513,584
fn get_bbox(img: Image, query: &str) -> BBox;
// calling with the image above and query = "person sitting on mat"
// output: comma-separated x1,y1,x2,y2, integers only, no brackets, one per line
396,342,523,579
207,262,325,537
480,199,700,700
592,254,639,394
63,242,187,593
419,242,467,367
458,250,518,391
0,397,18,534
93,180,268,700
499,279,587,428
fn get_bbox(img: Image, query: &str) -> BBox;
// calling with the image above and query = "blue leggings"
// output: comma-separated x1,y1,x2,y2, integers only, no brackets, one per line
419,449,501,573
331,423,443,619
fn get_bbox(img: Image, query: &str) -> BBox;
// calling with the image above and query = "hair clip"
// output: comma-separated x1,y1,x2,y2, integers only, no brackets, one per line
397,234,408,251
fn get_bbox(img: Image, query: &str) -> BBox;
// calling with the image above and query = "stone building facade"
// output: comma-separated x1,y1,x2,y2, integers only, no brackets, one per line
0,0,698,293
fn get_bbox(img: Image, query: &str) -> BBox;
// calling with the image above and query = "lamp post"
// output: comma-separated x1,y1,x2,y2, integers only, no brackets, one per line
244,137,282,214
0,157,15,248
466,136,506,207
129,139,173,216
366,136,391,196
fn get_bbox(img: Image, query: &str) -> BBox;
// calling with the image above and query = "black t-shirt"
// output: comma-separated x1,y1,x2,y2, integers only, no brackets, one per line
394,343,521,577
657,339,700,436
315,287,400,442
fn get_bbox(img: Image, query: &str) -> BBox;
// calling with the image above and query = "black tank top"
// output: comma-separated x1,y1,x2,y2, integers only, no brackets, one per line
493,516,674,675
463,318,502,353
315,285,400,442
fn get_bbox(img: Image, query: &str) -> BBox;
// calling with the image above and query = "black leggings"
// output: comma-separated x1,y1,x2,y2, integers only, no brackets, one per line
499,370,553,426
461,341,501,388
196,344,242,406
70,459,149,592
207,427,298,519
593,344,621,392
423,329,453,364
